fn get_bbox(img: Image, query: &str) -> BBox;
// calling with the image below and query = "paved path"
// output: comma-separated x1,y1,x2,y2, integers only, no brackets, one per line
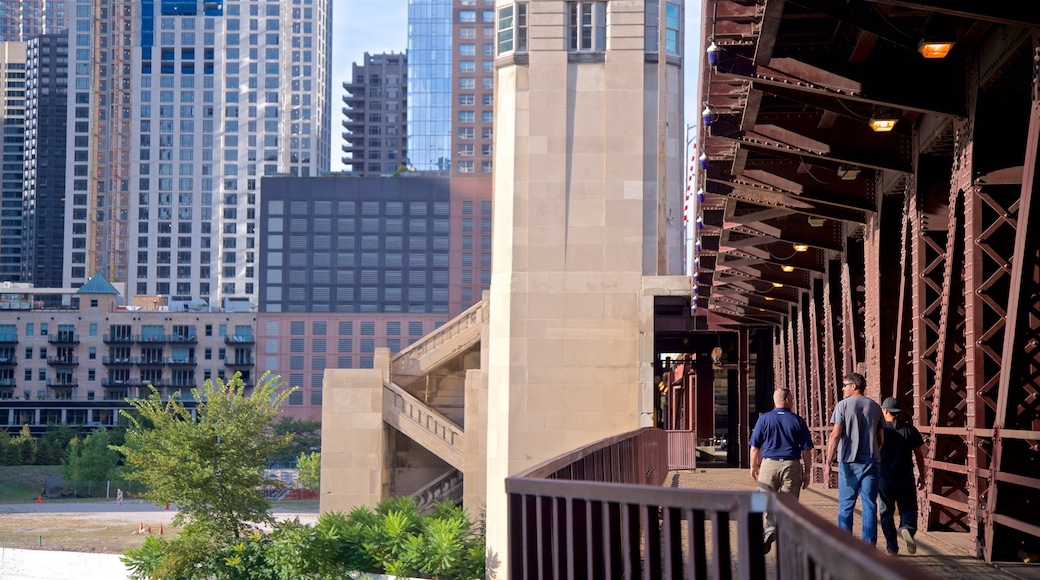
672,465,1040,580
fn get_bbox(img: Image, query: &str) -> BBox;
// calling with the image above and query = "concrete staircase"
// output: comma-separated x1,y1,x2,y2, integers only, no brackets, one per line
381,298,487,474
412,469,464,512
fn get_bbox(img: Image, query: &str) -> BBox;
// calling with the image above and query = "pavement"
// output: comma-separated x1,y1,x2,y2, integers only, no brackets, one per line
672,464,1040,580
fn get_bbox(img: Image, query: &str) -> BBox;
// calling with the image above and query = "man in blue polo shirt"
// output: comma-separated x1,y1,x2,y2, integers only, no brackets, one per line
750,388,814,554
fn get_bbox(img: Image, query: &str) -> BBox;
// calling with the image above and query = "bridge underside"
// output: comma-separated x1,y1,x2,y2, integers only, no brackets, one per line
680,0,1040,562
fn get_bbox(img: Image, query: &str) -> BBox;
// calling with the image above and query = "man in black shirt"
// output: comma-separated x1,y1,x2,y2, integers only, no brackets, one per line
878,397,926,555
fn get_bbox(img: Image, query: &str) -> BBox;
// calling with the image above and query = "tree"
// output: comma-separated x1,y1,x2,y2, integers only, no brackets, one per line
270,416,321,464
63,428,120,492
113,371,295,538
296,451,320,490
13,424,35,465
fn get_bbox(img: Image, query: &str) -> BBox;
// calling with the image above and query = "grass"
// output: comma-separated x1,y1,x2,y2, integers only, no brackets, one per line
0,465,62,503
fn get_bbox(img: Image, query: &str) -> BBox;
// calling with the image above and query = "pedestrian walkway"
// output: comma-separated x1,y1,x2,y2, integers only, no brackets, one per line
670,466,1040,580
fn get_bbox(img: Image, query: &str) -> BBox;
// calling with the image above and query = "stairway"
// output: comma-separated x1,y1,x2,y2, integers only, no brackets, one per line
391,299,487,381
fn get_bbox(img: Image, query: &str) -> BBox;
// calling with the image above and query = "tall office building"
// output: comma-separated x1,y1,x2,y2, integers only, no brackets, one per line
0,41,25,282
64,0,331,305
341,52,408,177
0,0,68,40
21,33,69,293
407,0,496,176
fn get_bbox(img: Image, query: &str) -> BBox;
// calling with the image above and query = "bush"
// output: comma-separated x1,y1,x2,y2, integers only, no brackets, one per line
122,496,486,580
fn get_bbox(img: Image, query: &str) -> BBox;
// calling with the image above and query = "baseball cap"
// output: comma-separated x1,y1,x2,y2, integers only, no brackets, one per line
881,397,902,413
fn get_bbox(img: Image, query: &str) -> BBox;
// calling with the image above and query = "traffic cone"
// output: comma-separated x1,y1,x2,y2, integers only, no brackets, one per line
36,495,41,504
165,502,170,510
138,522,144,533
147,525,152,534
159,523,163,536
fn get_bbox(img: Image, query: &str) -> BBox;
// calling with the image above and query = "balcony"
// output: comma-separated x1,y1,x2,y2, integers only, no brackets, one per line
137,357,165,366
505,428,930,580
47,333,80,345
168,334,198,345
224,357,254,367
0,334,16,344
167,379,197,389
102,378,142,389
102,356,134,366
224,334,255,345
0,378,15,388
0,354,16,366
135,334,167,344
103,333,133,344
47,356,79,366
46,379,78,389
165,357,197,366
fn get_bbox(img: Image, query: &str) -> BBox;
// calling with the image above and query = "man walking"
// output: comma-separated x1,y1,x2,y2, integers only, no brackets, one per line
825,373,884,545
879,397,925,555
750,388,813,554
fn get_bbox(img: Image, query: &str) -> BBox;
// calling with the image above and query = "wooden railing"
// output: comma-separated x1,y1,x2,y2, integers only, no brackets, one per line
506,427,936,580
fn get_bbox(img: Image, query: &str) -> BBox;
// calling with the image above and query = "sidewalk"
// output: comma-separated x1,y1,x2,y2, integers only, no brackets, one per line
670,465,1040,580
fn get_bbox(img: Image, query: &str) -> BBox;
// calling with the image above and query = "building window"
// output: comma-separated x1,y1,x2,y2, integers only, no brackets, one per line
497,3,527,55
568,1,606,52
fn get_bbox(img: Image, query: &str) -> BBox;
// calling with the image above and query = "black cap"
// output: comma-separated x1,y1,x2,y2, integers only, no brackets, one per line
881,397,901,413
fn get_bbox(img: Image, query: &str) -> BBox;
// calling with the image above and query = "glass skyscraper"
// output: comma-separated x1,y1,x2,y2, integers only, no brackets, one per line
406,0,453,172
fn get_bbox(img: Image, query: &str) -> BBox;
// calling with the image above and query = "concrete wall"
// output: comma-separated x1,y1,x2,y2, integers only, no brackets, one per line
320,367,387,513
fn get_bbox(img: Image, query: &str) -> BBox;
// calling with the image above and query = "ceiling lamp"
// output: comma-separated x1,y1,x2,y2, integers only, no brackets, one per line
771,282,784,288
837,165,860,180
781,265,795,273
764,296,775,301
792,243,809,252
807,217,826,227
869,117,898,132
919,40,954,59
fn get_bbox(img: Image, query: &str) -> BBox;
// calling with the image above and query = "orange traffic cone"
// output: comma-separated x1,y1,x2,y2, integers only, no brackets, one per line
36,495,41,504
165,503,170,510
159,523,163,536
138,522,144,533
147,525,152,534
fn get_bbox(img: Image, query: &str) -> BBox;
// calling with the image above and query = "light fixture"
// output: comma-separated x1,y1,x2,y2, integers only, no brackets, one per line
918,40,954,59
702,105,713,127
807,217,826,227
707,41,720,67
697,188,705,203
696,215,704,230
695,238,702,251
699,153,709,170
764,296,775,301
869,117,898,132
837,165,860,180
771,282,784,288
781,265,795,273
792,243,809,252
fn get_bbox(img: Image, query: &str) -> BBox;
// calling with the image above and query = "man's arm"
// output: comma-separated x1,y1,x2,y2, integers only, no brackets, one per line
825,422,843,464
913,445,926,490
750,446,762,481
800,448,812,489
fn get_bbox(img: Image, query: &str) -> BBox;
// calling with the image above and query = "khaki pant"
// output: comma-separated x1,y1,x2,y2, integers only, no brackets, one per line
757,458,803,534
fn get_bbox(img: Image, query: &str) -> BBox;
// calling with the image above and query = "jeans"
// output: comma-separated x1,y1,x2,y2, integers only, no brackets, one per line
879,477,917,552
837,461,880,545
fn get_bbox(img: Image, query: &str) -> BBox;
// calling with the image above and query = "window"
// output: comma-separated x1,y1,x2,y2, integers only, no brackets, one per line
459,10,476,22
646,1,682,54
498,3,528,54
568,1,606,52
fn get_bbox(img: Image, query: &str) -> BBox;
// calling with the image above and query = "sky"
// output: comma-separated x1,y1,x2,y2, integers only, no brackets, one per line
329,0,702,171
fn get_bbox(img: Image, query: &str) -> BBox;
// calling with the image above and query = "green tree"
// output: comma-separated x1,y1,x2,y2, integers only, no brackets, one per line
270,416,321,464
113,371,294,538
63,428,119,491
296,451,320,490
13,424,35,465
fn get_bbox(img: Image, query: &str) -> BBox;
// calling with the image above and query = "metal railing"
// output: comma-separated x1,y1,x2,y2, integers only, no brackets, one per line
506,427,936,580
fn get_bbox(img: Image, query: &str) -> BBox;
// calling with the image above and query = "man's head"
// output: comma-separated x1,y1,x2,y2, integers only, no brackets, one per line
773,388,791,409
842,373,866,397
881,396,901,420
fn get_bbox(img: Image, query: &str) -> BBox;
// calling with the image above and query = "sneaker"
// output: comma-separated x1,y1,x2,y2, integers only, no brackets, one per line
763,529,776,554
886,548,898,556
900,528,917,554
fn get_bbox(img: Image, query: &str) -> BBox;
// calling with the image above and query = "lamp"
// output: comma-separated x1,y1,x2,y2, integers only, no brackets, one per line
807,217,826,227
707,41,720,67
697,188,705,203
699,153,708,170
696,215,704,230
772,282,784,288
781,265,795,273
869,117,897,132
837,165,860,180
792,243,809,252
702,105,713,127
918,40,954,59
764,296,775,301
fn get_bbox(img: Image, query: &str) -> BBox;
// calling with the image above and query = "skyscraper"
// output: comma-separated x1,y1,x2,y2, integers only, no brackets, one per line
64,0,331,305
341,52,408,177
21,33,68,293
0,41,25,282
406,0,452,173
0,0,68,41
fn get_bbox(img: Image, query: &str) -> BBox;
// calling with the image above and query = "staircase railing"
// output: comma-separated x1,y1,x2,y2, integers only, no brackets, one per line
412,469,464,512
391,298,488,376
383,380,465,469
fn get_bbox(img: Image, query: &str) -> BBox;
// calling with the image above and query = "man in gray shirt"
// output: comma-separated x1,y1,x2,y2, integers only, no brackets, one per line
825,372,884,545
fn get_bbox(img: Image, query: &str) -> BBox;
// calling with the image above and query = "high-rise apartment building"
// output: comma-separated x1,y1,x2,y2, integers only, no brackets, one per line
0,41,25,282
64,0,331,306
0,0,67,40
21,33,69,293
341,52,408,177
